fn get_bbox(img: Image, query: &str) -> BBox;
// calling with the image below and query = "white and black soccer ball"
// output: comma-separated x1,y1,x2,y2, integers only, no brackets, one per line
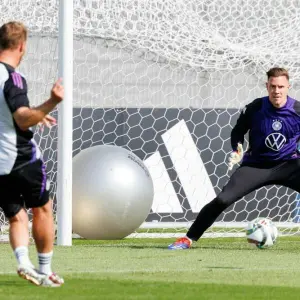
246,218,278,249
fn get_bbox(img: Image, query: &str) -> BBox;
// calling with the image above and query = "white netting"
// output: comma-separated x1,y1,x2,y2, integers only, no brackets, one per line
1,0,300,239
2,0,300,76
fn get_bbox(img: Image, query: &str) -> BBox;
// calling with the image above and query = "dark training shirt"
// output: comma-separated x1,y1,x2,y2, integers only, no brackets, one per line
0,62,41,175
231,96,300,164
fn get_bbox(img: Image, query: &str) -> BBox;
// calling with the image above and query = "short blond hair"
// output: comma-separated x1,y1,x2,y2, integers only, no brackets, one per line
267,67,289,81
0,21,27,51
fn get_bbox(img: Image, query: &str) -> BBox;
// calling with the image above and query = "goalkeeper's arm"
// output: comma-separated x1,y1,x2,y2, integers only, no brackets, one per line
228,106,250,170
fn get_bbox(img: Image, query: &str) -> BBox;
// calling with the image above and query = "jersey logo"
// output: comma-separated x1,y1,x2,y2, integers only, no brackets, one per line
272,119,282,131
265,133,286,151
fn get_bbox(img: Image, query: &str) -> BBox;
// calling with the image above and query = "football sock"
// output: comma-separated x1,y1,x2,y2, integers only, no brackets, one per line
14,246,33,267
38,251,53,275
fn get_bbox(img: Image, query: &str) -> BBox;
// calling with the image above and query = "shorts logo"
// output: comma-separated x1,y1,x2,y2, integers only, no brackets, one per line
265,133,286,151
272,119,282,131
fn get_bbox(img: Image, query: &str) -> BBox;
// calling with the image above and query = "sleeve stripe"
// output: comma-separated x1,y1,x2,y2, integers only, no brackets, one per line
11,72,24,89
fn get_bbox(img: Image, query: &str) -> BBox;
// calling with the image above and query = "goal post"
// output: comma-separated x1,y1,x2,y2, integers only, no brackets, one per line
0,0,300,241
56,0,73,246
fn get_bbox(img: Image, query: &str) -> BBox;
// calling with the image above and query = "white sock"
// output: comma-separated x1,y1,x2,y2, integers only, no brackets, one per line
14,246,33,267
38,251,53,275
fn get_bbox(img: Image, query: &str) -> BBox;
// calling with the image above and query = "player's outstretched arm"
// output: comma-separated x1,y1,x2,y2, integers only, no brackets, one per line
228,98,262,170
13,79,64,131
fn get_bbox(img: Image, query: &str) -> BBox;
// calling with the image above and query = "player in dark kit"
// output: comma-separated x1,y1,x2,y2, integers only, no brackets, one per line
0,21,64,286
168,67,300,249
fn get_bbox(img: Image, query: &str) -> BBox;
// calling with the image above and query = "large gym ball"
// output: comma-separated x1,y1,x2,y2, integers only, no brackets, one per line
72,145,154,239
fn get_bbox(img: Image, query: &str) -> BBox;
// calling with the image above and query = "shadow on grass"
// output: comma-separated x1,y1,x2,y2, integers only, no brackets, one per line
0,279,30,286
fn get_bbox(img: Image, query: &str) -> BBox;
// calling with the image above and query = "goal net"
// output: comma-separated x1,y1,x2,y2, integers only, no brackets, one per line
1,0,300,239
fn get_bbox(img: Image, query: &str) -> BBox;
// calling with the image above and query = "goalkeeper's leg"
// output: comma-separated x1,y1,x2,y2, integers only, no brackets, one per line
186,165,273,241
278,159,300,193
168,164,275,249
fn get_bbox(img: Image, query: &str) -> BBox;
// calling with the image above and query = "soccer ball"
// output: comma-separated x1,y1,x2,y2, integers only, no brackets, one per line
246,218,278,249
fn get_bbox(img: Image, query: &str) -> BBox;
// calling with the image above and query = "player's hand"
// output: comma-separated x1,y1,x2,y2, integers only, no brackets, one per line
228,143,244,170
38,114,57,131
51,78,64,103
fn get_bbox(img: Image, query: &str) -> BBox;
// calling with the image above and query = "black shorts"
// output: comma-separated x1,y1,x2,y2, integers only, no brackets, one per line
0,160,50,218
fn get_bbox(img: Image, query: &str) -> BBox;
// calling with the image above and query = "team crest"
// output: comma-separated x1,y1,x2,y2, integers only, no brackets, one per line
272,119,282,131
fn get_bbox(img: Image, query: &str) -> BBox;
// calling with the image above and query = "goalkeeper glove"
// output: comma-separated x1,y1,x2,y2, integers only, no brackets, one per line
228,143,244,171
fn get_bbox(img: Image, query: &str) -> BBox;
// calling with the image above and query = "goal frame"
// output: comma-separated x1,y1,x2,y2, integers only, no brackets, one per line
56,0,73,246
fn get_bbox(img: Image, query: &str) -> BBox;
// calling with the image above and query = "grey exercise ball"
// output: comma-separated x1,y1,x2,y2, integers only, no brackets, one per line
72,145,154,239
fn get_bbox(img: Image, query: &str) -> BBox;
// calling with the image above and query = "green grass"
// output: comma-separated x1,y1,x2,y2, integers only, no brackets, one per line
0,237,300,299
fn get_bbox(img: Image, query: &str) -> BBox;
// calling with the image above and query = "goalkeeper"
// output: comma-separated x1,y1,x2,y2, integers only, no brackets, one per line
169,67,300,249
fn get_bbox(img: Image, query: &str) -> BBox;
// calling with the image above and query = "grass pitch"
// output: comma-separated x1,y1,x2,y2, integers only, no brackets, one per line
0,237,300,299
